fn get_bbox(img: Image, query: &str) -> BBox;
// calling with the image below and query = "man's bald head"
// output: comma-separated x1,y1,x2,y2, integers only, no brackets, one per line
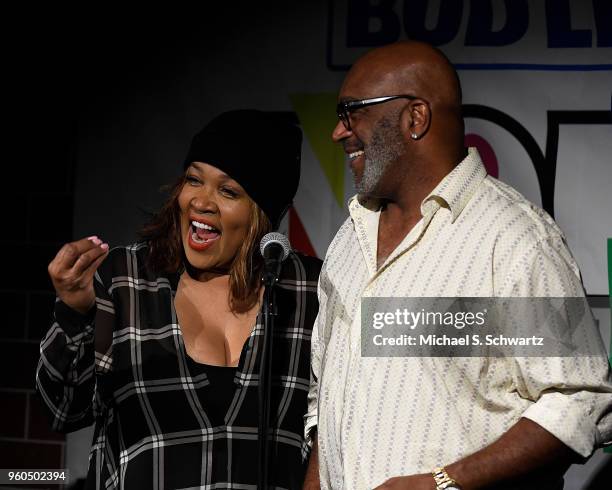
343,41,462,118
333,41,467,202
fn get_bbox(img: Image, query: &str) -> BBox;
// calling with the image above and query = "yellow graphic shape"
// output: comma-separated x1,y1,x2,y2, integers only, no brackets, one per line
290,93,346,208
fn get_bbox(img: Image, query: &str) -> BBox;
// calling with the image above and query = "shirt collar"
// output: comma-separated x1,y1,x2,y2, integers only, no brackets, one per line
348,147,487,223
420,147,487,223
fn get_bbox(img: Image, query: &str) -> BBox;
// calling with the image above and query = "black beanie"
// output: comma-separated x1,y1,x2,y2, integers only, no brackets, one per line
183,110,302,229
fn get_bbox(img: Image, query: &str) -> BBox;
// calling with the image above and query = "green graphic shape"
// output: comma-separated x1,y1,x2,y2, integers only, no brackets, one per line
290,93,346,208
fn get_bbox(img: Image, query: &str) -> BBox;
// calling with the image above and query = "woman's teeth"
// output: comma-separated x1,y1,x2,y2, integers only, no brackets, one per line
191,221,216,231
190,220,219,244
191,232,212,244
349,150,364,160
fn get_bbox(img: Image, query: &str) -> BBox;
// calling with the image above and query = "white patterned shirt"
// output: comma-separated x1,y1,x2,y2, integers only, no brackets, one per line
305,148,612,489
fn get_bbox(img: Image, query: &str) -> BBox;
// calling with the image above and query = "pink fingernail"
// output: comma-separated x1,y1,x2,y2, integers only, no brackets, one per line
101,243,109,250
87,235,98,241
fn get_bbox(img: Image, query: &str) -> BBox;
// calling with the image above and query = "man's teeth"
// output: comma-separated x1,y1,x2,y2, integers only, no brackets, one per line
348,150,364,159
192,221,216,231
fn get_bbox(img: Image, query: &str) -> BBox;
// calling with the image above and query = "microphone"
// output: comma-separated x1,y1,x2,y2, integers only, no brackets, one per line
260,232,291,286
257,232,290,489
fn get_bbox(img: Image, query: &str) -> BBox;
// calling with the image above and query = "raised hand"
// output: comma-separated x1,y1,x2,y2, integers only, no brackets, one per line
48,236,109,314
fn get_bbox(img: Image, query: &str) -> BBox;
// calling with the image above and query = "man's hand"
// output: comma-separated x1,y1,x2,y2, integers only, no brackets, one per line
374,474,436,489
373,418,578,490
303,435,320,489
48,236,109,314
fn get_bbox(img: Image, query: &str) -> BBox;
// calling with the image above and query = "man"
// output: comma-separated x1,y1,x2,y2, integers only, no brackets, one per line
303,41,612,489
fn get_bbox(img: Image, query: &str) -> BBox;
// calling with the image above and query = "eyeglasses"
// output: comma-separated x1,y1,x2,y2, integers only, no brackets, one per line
336,95,418,131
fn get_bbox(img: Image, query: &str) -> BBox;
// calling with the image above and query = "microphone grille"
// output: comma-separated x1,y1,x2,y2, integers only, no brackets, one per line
260,232,291,260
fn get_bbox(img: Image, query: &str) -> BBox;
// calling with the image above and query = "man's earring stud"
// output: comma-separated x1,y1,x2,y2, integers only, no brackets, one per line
411,133,419,140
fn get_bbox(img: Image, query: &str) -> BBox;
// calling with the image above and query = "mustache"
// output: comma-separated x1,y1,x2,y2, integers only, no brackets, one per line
342,140,364,153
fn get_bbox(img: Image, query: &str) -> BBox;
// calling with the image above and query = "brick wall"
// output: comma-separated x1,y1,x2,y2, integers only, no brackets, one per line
0,104,75,487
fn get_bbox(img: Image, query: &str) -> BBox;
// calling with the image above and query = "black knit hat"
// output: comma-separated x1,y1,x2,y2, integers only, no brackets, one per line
184,110,302,229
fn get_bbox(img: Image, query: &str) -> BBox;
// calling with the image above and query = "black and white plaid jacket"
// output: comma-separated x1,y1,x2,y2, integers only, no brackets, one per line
36,242,321,489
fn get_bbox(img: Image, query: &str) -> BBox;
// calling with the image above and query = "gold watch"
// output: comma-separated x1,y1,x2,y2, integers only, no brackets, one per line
431,467,462,490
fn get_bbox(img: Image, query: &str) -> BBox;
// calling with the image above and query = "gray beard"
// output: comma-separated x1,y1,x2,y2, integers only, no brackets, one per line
356,115,405,196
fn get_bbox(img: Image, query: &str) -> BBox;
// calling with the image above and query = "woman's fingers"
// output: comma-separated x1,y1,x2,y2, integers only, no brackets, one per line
70,239,109,277
81,247,110,283
48,236,109,311
51,237,101,274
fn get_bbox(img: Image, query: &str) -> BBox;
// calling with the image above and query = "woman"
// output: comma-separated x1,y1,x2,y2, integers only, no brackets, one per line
37,110,322,489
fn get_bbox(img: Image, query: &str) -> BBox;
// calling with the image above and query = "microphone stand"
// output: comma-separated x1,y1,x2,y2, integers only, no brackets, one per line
257,277,278,490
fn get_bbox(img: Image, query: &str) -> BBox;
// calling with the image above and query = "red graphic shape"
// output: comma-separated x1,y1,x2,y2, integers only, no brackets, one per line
465,133,499,178
289,207,318,258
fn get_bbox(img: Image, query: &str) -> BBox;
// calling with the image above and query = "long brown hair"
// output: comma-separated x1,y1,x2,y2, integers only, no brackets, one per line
140,175,272,313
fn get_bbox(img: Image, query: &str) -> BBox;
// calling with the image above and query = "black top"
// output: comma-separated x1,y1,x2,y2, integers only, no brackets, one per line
36,243,322,489
185,358,238,426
